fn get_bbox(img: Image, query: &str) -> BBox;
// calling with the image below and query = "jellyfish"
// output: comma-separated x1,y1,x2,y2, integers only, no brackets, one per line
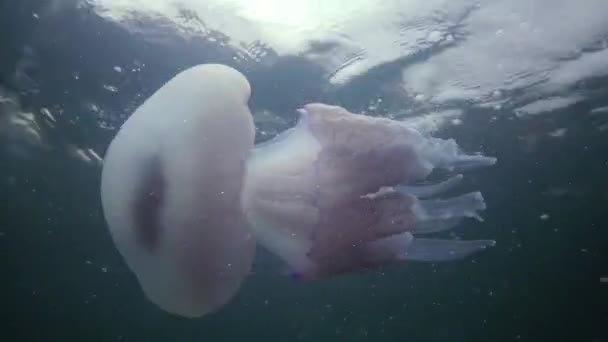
242,103,497,280
100,64,256,318
100,63,497,319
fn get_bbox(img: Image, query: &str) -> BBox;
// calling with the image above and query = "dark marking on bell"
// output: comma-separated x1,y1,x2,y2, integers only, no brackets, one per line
133,156,165,253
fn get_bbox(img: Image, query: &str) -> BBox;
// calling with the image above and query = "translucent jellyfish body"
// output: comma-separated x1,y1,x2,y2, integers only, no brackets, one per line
100,64,497,318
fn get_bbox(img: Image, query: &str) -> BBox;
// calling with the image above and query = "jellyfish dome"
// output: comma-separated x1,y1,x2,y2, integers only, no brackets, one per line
100,64,256,318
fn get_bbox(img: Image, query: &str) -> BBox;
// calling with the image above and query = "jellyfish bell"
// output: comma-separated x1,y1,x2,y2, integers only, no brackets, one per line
100,64,256,318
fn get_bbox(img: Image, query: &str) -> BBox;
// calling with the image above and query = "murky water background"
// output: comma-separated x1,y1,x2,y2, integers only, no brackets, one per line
1,1,607,341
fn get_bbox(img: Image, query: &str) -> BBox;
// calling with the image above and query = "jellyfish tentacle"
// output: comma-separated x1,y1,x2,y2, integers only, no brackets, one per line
345,184,487,240
397,174,463,198
398,237,496,262
412,191,487,222
413,137,498,172
364,232,496,263
445,153,498,171
409,217,464,234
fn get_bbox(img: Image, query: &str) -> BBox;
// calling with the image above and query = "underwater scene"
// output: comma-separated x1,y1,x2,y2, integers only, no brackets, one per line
1,0,607,341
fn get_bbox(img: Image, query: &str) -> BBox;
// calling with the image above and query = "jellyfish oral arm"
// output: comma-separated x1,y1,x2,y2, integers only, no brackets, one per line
243,103,497,280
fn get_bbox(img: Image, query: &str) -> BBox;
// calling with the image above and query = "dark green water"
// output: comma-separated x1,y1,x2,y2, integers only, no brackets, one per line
1,1,606,341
